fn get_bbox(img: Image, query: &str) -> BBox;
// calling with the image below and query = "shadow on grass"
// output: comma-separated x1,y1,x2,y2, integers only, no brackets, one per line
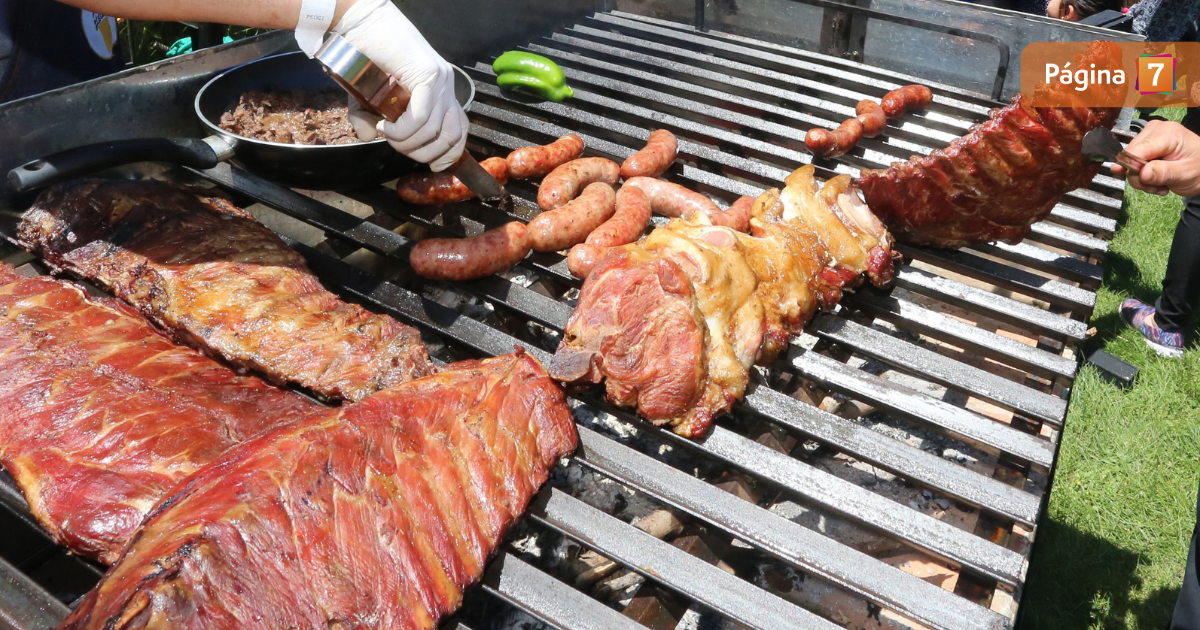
1019,517,1178,629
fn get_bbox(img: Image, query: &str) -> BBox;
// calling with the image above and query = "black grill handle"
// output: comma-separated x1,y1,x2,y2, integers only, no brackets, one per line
7,138,224,193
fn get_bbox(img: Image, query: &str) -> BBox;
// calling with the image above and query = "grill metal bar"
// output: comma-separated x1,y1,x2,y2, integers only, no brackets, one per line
809,315,1068,425
530,489,843,630
786,349,1055,468
972,242,1104,289
608,10,995,104
902,247,1097,311
0,557,67,630
894,266,1088,341
698,426,1026,584
850,288,1078,381
591,12,988,117
574,426,1009,630
737,384,1042,525
481,554,646,630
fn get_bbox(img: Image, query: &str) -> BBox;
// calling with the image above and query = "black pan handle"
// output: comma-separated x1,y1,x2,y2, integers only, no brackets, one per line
7,138,225,193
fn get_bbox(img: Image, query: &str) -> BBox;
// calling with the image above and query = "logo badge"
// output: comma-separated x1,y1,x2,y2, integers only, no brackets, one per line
1137,53,1176,95
81,11,118,60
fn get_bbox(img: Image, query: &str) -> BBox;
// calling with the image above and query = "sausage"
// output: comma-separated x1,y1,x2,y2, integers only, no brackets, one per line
586,185,652,248
567,243,610,279
622,177,721,220
506,134,585,180
805,118,864,158
709,195,753,233
621,129,678,179
397,157,510,205
880,85,933,120
855,100,887,138
409,222,531,281
528,182,617,252
537,157,621,210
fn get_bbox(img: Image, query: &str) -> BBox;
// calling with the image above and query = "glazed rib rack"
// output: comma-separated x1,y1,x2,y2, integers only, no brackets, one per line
0,11,1123,630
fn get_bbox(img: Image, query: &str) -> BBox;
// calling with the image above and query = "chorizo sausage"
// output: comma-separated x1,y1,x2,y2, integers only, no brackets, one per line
506,134,585,180
621,129,678,179
528,182,617,252
708,195,753,233
567,243,610,279
409,222,531,281
537,157,621,210
880,85,933,120
622,177,722,220
855,100,887,138
586,185,652,248
397,157,510,205
805,118,864,158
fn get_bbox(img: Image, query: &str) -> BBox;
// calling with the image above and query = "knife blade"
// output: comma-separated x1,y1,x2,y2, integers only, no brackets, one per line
1082,127,1146,174
449,153,512,209
315,35,513,209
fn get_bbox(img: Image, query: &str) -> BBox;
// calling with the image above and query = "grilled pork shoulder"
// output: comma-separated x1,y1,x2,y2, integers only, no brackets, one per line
0,264,319,563
552,168,894,437
855,41,1123,248
17,179,434,401
60,351,576,630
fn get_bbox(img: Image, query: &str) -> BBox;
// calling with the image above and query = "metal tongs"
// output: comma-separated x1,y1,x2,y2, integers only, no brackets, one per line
1082,127,1147,175
315,35,513,210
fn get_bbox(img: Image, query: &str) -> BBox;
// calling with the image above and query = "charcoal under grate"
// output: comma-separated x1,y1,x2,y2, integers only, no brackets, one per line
0,10,1123,630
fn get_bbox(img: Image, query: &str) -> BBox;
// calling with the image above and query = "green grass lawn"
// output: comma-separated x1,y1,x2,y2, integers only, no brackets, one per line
1019,115,1200,630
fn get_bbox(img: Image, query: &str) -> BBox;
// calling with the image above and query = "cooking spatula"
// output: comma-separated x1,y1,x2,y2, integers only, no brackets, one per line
1082,127,1146,174
316,35,513,211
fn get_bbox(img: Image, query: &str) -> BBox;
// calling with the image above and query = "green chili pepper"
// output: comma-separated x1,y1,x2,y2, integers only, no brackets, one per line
492,51,574,102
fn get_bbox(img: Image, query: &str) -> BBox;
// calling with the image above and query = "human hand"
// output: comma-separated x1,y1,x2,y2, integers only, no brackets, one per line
1112,119,1200,197
333,0,467,171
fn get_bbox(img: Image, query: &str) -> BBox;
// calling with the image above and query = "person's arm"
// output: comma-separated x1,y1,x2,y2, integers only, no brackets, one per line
1112,120,1200,197
60,0,357,30
60,0,468,171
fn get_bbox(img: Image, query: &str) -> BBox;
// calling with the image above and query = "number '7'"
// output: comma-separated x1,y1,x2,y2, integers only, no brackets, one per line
1150,62,1165,85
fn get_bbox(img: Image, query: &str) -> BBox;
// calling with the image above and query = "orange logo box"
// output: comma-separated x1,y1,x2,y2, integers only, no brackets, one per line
1138,54,1176,94
1021,41,1200,108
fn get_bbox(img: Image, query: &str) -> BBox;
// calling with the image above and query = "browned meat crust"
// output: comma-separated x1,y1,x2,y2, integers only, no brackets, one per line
16,179,434,401
0,264,320,563
60,351,577,630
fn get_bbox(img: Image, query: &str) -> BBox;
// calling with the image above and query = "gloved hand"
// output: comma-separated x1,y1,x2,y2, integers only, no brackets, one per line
333,0,467,172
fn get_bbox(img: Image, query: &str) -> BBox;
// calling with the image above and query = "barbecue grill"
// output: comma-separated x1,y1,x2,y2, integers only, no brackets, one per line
0,3,1132,629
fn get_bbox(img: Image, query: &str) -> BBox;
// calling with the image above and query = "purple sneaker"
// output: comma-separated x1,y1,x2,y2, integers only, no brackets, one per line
1121,298,1185,358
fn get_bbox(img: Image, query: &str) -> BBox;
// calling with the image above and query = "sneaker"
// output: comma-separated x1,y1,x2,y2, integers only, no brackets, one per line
1120,298,1185,358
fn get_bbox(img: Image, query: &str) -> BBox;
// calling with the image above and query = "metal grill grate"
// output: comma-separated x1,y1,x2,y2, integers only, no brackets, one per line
0,10,1120,630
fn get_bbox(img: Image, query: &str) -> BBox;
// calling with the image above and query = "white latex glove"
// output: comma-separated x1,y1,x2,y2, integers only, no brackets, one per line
332,0,467,171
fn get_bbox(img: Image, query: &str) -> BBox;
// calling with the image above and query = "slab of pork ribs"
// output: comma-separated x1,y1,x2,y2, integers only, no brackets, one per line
855,41,1123,248
552,167,895,437
0,264,321,563
60,351,576,630
16,179,434,402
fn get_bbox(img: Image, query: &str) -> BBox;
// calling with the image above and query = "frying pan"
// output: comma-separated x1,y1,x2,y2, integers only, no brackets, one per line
7,51,476,191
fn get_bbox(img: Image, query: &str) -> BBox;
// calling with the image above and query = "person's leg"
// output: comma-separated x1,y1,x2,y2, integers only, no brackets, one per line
1154,196,1200,334
1171,482,1200,629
